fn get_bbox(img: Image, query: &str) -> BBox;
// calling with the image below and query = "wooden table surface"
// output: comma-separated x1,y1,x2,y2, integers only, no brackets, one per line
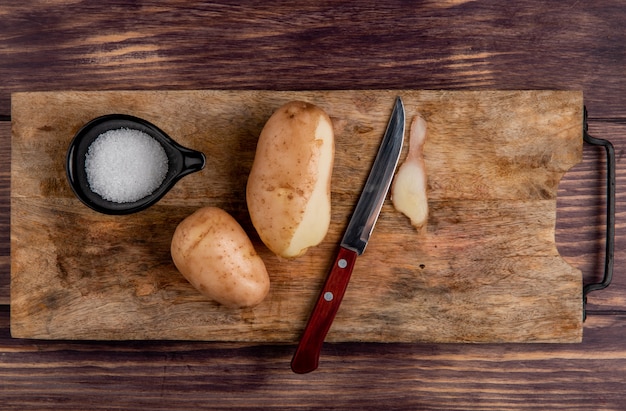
1,1,624,409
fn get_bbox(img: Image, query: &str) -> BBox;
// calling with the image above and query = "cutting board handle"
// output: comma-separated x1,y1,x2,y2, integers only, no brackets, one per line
581,107,616,320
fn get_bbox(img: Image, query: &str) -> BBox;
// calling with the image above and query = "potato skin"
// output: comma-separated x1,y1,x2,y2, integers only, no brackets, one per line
246,101,334,258
170,207,270,308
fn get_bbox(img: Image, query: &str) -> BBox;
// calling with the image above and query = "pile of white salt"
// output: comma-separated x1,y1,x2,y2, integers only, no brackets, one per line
85,128,169,203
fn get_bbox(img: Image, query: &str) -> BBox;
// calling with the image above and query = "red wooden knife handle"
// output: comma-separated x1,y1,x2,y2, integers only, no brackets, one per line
291,246,358,374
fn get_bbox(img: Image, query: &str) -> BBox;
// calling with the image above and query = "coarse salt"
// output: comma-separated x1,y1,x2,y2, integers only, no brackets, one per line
85,128,169,203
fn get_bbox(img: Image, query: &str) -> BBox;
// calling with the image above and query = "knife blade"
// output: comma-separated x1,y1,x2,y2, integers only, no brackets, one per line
291,96,405,374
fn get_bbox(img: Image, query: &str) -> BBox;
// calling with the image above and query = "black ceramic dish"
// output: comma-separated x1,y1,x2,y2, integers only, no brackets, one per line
66,114,206,215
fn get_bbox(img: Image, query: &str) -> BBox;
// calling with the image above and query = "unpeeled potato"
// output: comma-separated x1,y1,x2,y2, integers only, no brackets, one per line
246,101,335,258
170,207,270,308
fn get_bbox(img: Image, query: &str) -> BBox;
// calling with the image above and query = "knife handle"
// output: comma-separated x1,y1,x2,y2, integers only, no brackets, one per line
291,246,358,374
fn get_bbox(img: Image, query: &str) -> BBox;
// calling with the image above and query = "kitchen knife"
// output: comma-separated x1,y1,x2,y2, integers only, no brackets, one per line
291,96,405,374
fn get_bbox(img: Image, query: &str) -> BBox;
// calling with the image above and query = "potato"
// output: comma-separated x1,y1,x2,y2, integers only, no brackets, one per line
170,207,270,308
246,101,334,258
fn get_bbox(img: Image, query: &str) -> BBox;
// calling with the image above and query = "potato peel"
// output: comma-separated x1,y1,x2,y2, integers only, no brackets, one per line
391,114,429,229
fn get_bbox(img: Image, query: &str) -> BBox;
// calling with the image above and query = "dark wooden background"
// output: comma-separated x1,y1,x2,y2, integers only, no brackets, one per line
1,1,625,409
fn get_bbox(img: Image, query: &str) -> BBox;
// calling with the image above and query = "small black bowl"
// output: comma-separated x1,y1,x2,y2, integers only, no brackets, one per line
66,114,206,215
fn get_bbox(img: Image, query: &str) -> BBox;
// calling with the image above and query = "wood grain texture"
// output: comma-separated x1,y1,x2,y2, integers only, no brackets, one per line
10,90,583,342
0,1,625,117
1,1,625,409
0,122,10,304
1,308,626,410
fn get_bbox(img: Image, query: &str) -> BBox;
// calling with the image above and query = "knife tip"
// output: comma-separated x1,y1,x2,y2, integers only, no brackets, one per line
395,95,404,109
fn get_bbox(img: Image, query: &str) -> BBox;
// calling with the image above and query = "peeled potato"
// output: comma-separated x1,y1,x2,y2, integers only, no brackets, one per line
391,114,429,229
246,101,334,258
170,207,270,308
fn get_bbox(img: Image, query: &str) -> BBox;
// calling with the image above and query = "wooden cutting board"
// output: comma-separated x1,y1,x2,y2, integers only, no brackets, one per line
10,90,583,342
